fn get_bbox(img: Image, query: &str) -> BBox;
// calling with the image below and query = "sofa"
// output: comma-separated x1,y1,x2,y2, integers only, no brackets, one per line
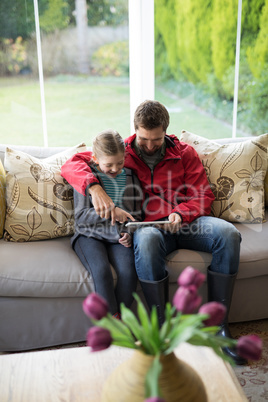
0,132,268,352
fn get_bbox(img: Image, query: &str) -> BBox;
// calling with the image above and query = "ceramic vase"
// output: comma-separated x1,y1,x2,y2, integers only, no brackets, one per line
101,350,207,402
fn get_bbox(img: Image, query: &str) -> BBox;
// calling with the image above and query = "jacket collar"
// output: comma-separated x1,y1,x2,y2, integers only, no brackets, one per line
125,133,181,159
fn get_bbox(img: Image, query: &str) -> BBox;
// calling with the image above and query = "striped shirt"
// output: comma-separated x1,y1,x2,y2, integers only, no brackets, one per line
98,169,127,206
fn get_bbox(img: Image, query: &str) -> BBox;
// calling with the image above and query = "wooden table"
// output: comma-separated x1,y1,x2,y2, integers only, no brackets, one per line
0,343,247,402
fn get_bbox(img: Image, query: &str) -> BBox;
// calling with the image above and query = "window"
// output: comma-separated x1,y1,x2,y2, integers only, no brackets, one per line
154,0,268,139
1,1,267,146
0,0,130,146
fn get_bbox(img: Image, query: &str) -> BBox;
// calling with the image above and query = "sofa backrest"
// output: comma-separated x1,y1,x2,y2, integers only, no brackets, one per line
0,144,69,165
0,144,93,165
0,137,254,165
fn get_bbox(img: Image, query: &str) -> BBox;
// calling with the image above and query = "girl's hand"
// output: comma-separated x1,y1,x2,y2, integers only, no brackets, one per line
119,233,132,248
114,207,135,223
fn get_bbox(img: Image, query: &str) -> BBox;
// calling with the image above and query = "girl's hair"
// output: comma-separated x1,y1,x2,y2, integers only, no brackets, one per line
92,130,125,158
134,100,170,132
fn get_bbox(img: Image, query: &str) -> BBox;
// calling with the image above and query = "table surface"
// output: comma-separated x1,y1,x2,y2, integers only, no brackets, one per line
0,343,247,402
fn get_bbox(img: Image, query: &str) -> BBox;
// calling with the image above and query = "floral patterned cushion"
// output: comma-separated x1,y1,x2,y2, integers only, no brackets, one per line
4,143,86,242
0,159,6,238
180,131,268,223
265,171,268,208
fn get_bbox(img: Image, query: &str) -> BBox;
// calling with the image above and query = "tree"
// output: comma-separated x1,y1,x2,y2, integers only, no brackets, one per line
175,0,213,83
155,0,179,79
40,0,70,33
247,0,268,78
0,0,67,39
75,0,89,74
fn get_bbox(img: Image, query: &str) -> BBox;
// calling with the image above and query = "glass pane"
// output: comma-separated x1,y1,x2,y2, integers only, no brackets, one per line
41,0,130,147
0,0,43,146
154,0,268,139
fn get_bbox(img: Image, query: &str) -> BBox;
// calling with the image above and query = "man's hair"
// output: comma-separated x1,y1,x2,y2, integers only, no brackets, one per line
93,129,125,158
134,100,170,132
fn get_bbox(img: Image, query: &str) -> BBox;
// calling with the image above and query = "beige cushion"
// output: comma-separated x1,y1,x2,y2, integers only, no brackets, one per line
4,143,86,242
0,160,6,238
265,172,268,207
180,131,268,223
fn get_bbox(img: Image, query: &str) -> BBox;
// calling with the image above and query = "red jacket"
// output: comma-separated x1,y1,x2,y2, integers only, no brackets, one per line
61,134,215,224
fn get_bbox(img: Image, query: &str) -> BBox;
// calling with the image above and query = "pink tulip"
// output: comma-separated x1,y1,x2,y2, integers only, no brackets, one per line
173,285,202,314
237,335,262,361
83,293,109,320
87,327,112,352
178,266,205,289
145,398,166,402
198,302,226,326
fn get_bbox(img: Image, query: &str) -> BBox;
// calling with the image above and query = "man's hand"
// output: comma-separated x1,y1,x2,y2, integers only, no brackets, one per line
114,207,135,223
119,233,132,248
159,213,182,233
89,185,116,224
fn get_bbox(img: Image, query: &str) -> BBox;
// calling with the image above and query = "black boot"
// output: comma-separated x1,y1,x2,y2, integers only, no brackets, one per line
139,271,169,327
207,269,247,365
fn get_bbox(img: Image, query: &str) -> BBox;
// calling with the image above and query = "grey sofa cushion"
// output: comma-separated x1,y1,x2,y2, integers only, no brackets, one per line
0,237,94,298
166,209,268,281
2,209,267,299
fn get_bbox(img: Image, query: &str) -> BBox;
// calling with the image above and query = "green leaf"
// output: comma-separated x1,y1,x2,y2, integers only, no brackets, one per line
159,304,177,340
164,326,197,354
120,304,156,354
187,329,237,365
210,345,235,366
162,315,206,354
145,355,163,398
96,315,135,345
112,337,138,349
200,325,220,334
120,303,144,339
133,294,151,333
149,306,161,348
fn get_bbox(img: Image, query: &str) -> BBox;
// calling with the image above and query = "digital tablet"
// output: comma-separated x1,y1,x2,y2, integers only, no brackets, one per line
125,221,169,227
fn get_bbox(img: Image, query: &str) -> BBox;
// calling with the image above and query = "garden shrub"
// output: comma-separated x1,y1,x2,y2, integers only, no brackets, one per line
155,0,179,79
174,0,213,84
154,0,268,135
247,0,268,78
0,36,28,75
91,41,129,77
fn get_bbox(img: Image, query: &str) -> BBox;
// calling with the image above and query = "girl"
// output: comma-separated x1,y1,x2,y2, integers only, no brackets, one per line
70,130,143,318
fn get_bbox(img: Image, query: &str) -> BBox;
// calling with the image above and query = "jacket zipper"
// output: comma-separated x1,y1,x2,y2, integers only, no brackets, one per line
149,157,181,206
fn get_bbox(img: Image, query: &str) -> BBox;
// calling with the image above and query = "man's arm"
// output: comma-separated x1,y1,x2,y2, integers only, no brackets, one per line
61,152,135,224
61,151,117,221
89,185,116,223
61,151,98,195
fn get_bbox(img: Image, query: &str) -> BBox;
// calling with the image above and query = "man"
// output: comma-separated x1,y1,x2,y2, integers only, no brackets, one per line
61,100,246,364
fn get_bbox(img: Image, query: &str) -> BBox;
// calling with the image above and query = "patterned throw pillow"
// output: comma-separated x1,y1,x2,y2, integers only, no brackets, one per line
4,143,86,242
265,171,268,208
0,159,6,238
180,131,268,223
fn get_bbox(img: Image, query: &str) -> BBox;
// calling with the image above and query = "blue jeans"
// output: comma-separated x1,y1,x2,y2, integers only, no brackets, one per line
74,236,137,314
133,216,242,281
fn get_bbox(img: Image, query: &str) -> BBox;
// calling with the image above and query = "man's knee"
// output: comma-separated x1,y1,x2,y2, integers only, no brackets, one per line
217,221,241,246
133,226,164,252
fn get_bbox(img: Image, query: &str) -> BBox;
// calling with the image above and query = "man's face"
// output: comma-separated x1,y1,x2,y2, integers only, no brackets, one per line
136,126,165,156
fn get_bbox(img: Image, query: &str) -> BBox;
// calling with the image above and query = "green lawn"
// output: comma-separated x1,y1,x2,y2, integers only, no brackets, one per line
0,75,234,147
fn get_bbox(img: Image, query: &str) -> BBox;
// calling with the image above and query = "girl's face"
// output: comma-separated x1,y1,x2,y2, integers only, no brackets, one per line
95,152,125,178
